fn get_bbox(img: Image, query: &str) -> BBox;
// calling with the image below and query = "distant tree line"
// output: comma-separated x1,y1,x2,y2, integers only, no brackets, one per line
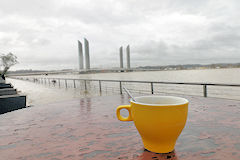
137,63,240,70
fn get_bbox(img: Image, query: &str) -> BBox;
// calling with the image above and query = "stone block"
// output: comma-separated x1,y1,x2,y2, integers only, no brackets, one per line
0,83,12,89
0,88,17,96
0,94,26,114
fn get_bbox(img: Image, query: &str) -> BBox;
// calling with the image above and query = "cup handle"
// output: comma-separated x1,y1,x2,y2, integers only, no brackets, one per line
116,105,133,121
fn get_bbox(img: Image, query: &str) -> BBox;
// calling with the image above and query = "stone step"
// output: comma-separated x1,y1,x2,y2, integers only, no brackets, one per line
0,94,26,114
0,83,12,89
0,88,17,96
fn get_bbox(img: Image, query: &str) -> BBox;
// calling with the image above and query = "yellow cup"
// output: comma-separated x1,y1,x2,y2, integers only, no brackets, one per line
116,96,188,153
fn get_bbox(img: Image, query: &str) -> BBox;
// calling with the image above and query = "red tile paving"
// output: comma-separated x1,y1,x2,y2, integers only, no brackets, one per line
0,95,240,160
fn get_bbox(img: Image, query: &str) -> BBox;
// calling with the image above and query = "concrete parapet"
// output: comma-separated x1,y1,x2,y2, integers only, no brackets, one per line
0,94,26,114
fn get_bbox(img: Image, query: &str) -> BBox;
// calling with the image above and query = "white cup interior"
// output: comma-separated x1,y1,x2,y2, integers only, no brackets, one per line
132,96,188,106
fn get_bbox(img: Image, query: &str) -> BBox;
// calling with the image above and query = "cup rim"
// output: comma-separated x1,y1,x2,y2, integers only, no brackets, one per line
130,95,189,106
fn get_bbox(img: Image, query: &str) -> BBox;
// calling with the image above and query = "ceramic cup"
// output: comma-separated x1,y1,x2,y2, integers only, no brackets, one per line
116,96,188,153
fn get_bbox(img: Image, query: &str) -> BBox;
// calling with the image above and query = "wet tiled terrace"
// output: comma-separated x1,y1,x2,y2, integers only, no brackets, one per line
0,95,240,160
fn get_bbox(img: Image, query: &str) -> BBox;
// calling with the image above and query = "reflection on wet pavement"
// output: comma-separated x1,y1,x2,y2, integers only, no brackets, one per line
0,94,240,159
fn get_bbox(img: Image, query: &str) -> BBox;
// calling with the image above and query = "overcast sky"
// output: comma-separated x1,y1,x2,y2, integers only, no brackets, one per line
0,0,240,70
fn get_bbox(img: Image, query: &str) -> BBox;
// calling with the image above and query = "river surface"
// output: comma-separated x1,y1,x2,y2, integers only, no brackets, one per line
7,68,240,105
29,68,240,83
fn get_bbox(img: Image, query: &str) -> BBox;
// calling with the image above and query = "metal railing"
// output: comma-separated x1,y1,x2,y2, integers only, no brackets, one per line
11,76,240,98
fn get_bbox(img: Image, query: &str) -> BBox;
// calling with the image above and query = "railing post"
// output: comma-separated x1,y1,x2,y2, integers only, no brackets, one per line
65,79,67,88
99,80,102,93
84,80,87,91
203,85,207,97
58,79,60,87
48,78,50,85
73,79,76,88
151,82,154,94
44,78,46,84
120,81,122,94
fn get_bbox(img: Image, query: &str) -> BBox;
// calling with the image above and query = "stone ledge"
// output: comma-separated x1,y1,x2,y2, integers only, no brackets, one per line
0,94,26,114
0,83,12,89
0,88,17,96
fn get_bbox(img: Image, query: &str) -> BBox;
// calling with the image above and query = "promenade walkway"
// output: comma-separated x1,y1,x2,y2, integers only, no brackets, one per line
0,95,239,160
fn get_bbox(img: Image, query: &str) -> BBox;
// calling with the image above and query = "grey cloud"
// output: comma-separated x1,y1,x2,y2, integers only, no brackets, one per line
56,2,145,26
17,31,51,47
131,26,240,66
0,37,14,46
0,0,144,26
132,40,169,63
0,0,57,18
125,0,210,14
1,0,240,70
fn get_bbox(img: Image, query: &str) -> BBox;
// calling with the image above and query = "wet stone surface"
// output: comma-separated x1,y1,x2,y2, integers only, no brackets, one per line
0,95,240,160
